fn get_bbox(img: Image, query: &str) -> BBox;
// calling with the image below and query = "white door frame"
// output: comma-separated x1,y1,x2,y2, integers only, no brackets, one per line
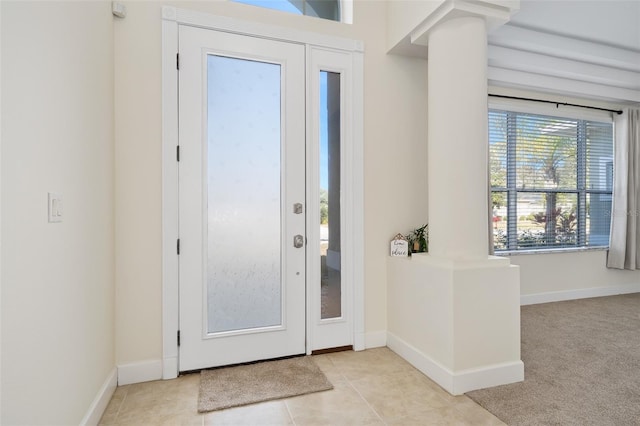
161,6,364,379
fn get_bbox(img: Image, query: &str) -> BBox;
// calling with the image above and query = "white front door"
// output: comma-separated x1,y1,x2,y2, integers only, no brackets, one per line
178,25,306,371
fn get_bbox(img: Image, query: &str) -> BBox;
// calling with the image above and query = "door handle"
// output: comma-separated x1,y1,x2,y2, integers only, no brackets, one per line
293,235,304,248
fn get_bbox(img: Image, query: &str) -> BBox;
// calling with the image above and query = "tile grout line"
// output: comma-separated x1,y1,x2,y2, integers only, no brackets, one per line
344,375,388,425
113,387,129,423
316,353,386,425
325,351,391,425
283,399,297,426
283,353,315,426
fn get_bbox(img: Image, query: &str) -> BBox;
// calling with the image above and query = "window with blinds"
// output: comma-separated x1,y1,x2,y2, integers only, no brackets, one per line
489,109,613,251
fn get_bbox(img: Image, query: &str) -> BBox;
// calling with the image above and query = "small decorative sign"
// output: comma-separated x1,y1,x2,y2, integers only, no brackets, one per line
390,234,409,257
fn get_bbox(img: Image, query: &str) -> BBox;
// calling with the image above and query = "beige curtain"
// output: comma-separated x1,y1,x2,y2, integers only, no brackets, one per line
607,108,640,270
488,146,495,255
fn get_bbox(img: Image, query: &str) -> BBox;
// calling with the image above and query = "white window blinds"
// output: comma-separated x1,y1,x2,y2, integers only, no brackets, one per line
490,109,613,251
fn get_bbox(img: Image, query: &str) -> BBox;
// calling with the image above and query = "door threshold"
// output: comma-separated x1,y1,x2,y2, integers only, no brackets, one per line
180,353,308,375
311,345,353,355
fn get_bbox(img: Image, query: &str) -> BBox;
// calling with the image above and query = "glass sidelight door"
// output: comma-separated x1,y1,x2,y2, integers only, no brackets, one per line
308,47,354,351
320,71,342,321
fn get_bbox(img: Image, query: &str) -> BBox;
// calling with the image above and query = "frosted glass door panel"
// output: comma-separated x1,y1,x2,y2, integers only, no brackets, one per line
207,55,282,334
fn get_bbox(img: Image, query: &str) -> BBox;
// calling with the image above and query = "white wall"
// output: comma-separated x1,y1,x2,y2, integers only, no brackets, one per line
1,1,115,424
114,1,428,366
510,250,640,300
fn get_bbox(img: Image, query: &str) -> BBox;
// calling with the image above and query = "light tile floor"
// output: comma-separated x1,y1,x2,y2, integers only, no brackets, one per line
99,347,505,426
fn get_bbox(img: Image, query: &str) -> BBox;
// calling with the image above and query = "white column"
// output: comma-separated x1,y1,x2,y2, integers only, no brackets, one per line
386,1,523,395
428,16,489,260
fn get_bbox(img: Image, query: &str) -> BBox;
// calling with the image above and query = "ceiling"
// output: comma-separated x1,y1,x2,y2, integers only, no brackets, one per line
488,0,640,103
505,0,640,51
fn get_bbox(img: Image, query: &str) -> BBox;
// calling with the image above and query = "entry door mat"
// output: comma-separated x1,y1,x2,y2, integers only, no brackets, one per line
198,356,333,413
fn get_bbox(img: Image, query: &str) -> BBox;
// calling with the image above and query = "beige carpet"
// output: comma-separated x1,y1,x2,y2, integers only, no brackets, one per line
198,356,333,412
467,293,640,426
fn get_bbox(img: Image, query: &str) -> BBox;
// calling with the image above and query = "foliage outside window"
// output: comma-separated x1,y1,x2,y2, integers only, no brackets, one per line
490,109,613,252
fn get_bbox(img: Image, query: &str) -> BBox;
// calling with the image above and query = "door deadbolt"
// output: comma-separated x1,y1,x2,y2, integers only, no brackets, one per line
293,234,304,248
293,203,303,214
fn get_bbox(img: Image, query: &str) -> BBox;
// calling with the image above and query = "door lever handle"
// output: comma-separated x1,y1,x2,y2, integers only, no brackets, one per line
293,234,304,248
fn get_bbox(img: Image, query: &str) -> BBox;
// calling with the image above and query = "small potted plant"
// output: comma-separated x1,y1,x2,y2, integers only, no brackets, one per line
404,232,415,255
406,224,428,254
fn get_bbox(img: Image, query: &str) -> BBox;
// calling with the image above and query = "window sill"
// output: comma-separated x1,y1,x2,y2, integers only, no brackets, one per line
496,246,609,256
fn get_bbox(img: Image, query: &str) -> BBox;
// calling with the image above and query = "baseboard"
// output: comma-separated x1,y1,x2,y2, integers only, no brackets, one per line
452,361,524,395
80,367,117,426
387,332,452,390
364,330,387,349
117,359,163,385
387,332,524,395
521,283,640,306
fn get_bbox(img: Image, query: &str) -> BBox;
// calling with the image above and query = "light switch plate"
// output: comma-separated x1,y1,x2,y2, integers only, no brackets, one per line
48,192,63,223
